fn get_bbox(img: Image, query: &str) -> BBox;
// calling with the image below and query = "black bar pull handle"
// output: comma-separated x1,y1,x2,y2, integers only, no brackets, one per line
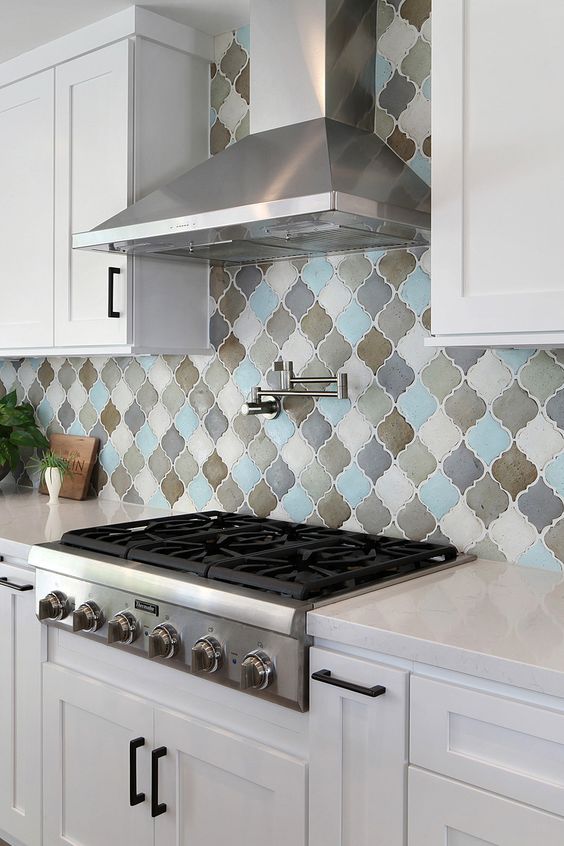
312,669,386,698
0,576,33,592
108,267,121,318
151,747,167,817
129,737,145,806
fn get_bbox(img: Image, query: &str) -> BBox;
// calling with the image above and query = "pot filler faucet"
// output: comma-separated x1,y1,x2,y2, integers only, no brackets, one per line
241,360,348,420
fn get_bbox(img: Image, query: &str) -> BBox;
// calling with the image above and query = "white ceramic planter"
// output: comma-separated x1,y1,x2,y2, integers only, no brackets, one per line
44,467,63,504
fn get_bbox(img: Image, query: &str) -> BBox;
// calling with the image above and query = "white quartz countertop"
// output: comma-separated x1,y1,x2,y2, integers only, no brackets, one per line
0,483,171,560
308,559,564,699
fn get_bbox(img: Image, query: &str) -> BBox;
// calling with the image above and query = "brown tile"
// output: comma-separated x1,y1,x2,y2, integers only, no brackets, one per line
111,465,132,498
492,445,537,500
398,438,436,484
317,489,351,528
210,265,231,301
217,477,245,511
356,492,391,533
203,451,228,489
387,125,416,162
397,496,436,541
220,40,248,83
211,119,231,155
175,358,199,394
400,0,431,30
162,470,184,505
357,328,392,372
318,435,351,477
38,360,55,390
377,409,414,457
248,480,277,517
378,251,417,288
100,401,121,435
301,303,332,345
423,135,431,157
218,336,246,372
492,383,538,437
219,285,246,324
235,60,250,104
445,383,486,433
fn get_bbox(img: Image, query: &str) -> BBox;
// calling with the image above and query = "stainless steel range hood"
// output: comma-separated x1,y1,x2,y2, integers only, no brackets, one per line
73,0,431,265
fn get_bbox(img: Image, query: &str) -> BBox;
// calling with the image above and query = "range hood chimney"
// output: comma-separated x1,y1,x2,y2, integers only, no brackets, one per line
73,0,430,265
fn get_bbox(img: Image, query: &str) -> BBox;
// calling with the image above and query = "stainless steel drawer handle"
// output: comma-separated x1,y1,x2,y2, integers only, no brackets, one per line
312,669,386,698
0,576,33,592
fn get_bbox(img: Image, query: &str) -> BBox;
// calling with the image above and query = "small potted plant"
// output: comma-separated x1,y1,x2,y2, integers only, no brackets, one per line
34,450,74,504
0,390,49,483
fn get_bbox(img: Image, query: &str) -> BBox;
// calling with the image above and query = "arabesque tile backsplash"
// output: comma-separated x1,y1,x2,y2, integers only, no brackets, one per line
4,1,564,570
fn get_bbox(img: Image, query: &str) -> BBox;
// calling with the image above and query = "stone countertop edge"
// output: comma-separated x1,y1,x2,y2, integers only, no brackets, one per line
308,558,564,700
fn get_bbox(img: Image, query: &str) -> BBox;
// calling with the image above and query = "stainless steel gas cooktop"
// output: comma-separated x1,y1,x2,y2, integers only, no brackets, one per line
29,512,471,711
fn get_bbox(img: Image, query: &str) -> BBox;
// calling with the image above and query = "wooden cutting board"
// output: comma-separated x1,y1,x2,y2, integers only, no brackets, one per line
39,434,99,500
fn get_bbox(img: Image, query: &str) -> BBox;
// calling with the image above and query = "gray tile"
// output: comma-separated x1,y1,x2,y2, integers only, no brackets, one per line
443,444,484,493
357,437,392,483
301,409,332,450
518,479,564,532
377,351,415,400
265,457,295,498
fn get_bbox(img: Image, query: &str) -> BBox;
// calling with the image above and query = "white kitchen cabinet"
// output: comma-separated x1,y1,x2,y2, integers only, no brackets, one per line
154,707,307,846
54,41,131,348
0,71,54,349
43,663,307,846
0,561,42,846
309,646,408,846
408,768,564,846
0,10,212,358
43,664,154,846
430,0,564,348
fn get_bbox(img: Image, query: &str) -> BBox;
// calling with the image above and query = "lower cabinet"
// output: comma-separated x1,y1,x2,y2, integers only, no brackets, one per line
0,562,42,846
408,768,564,846
309,647,408,846
43,664,307,846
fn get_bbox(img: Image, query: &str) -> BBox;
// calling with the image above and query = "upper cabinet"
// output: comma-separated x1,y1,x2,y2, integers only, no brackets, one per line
0,8,213,358
430,0,564,348
0,71,54,349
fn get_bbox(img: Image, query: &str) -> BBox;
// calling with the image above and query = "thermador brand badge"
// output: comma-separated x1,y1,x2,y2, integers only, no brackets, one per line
135,599,159,616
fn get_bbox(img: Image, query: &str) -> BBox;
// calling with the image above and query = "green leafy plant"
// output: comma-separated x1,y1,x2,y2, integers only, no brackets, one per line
0,390,49,471
30,449,74,485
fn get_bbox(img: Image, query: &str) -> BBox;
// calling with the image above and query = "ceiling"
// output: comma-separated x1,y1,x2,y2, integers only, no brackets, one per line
0,0,251,62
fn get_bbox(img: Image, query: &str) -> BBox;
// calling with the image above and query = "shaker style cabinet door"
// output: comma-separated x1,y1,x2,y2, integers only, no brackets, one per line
432,0,564,345
54,40,131,348
309,647,408,846
0,564,42,846
153,707,307,846
408,768,564,846
43,665,154,846
0,70,54,349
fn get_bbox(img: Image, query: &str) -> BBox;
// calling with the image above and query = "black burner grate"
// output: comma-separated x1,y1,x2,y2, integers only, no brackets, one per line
61,512,458,600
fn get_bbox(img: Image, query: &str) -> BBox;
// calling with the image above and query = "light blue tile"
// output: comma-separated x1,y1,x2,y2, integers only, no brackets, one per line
175,403,199,440
336,465,371,507
318,397,351,425
422,76,431,100
99,442,120,475
336,300,372,345
139,356,157,373
234,358,261,396
29,358,42,371
232,456,261,494
518,541,562,572
265,411,295,448
366,249,386,267
235,24,251,53
282,485,314,521
89,380,110,413
149,490,170,509
249,281,279,322
467,413,511,465
302,258,333,294
36,398,55,430
376,54,393,93
400,266,431,315
188,474,213,510
210,108,217,128
398,380,437,429
495,349,536,373
408,151,431,187
420,473,460,519
68,419,86,436
545,454,564,498
135,422,158,458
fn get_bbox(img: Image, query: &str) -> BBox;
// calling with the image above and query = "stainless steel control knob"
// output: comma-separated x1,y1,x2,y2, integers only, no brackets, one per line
73,601,104,633
38,590,71,622
107,610,138,645
192,636,222,674
240,650,275,691
148,623,180,660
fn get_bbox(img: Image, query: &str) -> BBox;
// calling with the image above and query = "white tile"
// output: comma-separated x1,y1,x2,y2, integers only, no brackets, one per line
516,414,564,467
467,351,512,404
419,409,462,460
490,507,537,560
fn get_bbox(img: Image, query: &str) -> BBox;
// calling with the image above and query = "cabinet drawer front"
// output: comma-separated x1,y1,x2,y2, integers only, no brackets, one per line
408,768,564,846
309,647,408,846
411,676,564,816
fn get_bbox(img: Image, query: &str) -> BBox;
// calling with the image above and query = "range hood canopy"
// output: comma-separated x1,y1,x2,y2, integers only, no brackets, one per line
73,0,430,265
